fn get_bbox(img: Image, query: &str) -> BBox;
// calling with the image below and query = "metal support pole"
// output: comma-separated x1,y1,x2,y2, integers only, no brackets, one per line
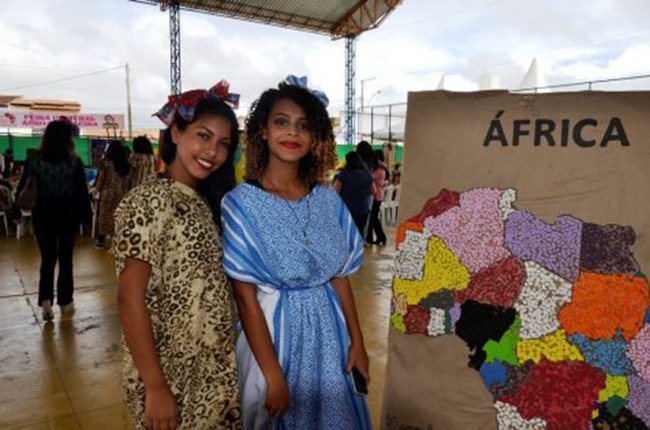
370,107,374,143
388,104,392,142
125,63,133,140
359,77,376,112
344,35,356,145
169,1,181,95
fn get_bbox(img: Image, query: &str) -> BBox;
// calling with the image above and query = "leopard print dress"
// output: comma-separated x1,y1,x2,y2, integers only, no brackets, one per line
97,159,131,237
112,176,242,429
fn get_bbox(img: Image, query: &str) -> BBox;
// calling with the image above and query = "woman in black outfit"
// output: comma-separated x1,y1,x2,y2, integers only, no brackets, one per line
16,120,92,320
355,140,376,240
334,151,373,234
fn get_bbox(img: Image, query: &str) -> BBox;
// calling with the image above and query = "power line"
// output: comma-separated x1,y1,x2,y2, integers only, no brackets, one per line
0,66,125,92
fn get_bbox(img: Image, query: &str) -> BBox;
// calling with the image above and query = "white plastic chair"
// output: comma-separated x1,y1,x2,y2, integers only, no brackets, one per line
384,185,400,226
17,209,32,239
380,185,394,222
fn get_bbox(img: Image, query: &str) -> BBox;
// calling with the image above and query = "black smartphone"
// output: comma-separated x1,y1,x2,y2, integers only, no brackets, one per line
350,367,368,395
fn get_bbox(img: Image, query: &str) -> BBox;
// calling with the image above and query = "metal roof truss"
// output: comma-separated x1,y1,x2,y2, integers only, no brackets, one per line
131,0,402,38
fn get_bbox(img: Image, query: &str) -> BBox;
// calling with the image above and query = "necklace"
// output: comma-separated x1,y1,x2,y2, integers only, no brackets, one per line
262,174,313,247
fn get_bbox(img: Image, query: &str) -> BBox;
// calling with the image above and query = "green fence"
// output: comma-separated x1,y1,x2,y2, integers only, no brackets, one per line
1,134,402,168
0,134,140,167
334,144,403,166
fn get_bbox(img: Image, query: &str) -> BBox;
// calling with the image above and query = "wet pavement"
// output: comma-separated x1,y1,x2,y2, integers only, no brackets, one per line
0,227,396,429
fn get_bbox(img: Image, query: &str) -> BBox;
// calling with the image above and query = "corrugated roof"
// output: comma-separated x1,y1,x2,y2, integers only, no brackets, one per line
131,0,402,38
0,95,21,107
10,98,81,112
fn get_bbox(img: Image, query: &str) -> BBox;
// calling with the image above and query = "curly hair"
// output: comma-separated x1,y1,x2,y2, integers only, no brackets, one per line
244,83,336,185
159,96,239,223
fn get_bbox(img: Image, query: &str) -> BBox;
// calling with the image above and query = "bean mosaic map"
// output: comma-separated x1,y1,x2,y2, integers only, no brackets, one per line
391,188,650,430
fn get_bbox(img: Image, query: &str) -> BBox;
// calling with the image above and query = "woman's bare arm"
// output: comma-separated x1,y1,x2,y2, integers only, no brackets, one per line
330,276,370,383
118,257,177,429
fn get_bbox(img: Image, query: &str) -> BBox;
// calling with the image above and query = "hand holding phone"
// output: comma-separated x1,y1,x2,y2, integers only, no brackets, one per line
350,366,368,395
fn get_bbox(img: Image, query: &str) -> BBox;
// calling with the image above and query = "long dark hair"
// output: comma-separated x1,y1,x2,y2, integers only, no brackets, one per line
159,96,239,222
105,140,131,177
132,135,154,155
356,140,376,171
39,120,76,163
344,151,366,171
245,82,336,184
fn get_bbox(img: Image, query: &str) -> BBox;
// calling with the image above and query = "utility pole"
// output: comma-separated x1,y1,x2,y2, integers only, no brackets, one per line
125,63,133,140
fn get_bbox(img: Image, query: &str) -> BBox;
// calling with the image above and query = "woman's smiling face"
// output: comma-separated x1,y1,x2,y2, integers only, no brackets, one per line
262,98,313,166
169,115,232,188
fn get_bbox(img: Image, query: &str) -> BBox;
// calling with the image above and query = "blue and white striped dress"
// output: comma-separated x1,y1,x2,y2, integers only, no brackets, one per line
221,182,371,430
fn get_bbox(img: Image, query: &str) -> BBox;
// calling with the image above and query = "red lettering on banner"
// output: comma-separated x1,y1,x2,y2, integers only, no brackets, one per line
2,111,122,129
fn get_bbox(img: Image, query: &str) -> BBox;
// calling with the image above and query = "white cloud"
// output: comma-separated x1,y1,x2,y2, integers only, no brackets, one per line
1,0,649,130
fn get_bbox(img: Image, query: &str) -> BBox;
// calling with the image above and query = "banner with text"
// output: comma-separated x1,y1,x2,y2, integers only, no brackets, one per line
1,111,124,130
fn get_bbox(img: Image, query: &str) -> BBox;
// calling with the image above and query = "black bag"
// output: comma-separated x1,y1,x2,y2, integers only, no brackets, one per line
73,160,93,224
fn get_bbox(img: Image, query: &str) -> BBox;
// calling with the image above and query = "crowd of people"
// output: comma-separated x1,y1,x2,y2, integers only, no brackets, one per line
1,76,405,429
0,149,22,214
1,127,157,320
334,140,401,246
92,137,156,248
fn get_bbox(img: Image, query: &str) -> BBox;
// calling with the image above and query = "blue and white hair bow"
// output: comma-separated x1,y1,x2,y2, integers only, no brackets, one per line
283,75,329,108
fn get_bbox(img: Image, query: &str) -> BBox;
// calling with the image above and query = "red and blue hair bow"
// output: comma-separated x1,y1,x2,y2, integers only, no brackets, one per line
154,79,240,126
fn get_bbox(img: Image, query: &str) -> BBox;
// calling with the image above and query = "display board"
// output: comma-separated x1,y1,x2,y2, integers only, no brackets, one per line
382,90,650,429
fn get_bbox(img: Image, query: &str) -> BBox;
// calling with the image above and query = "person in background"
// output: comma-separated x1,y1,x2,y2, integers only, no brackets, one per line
366,149,388,246
391,162,402,186
222,76,371,429
335,151,374,236
355,140,375,173
0,177,13,216
130,135,156,188
2,148,14,179
354,140,376,238
124,146,133,162
113,80,242,429
15,120,92,320
94,140,131,248
382,141,396,175
0,148,20,180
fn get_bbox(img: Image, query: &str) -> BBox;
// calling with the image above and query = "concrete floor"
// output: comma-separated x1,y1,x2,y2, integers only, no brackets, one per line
0,227,395,429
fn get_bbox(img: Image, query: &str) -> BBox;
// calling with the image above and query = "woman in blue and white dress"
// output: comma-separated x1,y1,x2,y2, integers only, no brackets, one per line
221,76,371,430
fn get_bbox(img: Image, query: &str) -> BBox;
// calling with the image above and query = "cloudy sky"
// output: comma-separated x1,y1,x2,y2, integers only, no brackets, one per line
1,0,649,130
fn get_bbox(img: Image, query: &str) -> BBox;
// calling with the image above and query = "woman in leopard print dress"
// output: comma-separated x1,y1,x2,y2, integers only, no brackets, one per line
112,81,242,430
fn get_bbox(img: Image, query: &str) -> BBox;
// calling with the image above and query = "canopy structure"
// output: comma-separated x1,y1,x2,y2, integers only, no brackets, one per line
129,0,403,144
8,98,81,112
131,0,402,39
0,95,20,108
